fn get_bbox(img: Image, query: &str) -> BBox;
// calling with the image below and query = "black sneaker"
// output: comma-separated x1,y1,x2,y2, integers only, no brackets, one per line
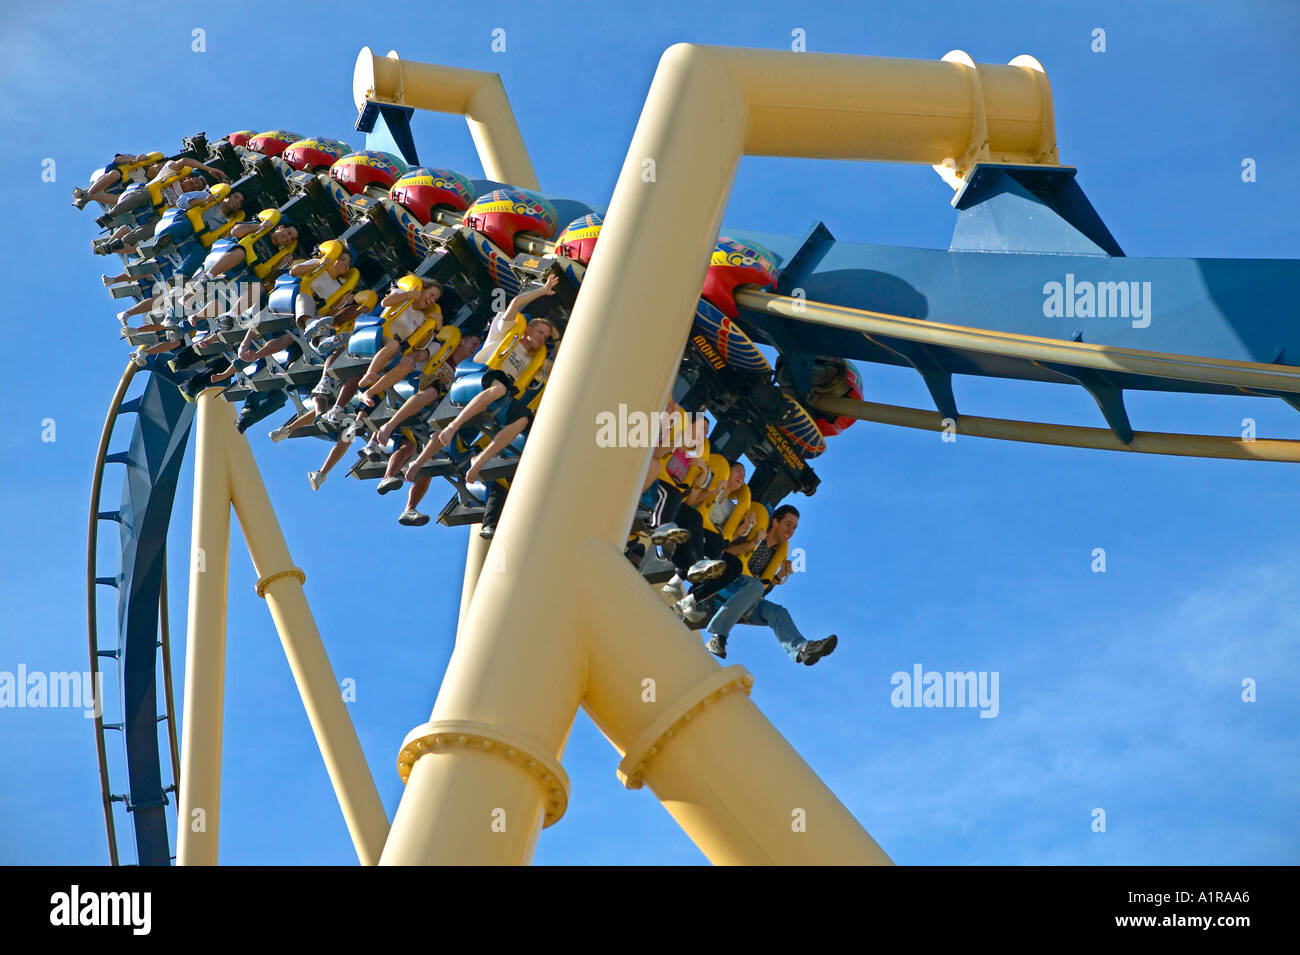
479,524,496,540
796,635,838,666
178,375,207,402
705,635,728,659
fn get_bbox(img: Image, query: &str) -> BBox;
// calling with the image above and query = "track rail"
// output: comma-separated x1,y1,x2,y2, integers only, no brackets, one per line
739,290,1300,396
87,363,184,865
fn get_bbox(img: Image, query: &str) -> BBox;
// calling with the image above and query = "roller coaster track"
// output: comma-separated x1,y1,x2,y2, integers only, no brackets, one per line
87,362,192,865
739,290,1300,462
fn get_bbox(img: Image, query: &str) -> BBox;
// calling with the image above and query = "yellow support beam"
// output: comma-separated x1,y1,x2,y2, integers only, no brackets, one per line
353,47,539,189
382,43,1061,865
177,393,389,865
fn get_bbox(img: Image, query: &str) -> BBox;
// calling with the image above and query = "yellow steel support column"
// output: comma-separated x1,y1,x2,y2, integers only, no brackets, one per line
177,392,387,864
380,44,1060,864
578,541,891,864
224,425,390,865
458,532,490,633
353,47,539,188
177,393,233,866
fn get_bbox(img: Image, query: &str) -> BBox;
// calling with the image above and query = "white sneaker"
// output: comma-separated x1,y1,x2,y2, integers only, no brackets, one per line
129,348,148,368
269,424,294,443
686,558,727,584
320,406,344,427
675,594,707,624
661,576,685,601
308,470,326,491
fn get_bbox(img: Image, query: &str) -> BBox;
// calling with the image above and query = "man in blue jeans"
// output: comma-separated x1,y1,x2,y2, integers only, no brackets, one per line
703,505,838,666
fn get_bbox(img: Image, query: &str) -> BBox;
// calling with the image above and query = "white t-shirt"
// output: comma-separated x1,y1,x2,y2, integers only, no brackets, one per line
388,304,426,342
307,272,343,303
710,494,740,531
150,160,192,206
473,310,540,380
500,341,533,381
160,180,187,206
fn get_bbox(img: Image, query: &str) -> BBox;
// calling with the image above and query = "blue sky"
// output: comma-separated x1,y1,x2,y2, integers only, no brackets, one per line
1,0,1298,865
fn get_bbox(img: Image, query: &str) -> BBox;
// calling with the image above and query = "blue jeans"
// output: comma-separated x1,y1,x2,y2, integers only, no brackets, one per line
706,576,807,660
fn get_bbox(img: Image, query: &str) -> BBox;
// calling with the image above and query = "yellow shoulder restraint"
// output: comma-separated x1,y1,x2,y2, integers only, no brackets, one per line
184,183,245,247
300,240,359,316
660,435,711,489
692,454,731,529
485,313,547,393
117,151,163,183
420,325,462,380
237,209,295,279
740,505,788,583
381,275,443,349
701,467,752,536
332,288,377,337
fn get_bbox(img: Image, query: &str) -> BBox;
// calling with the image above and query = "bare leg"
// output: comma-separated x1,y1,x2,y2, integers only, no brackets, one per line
121,296,164,320
361,356,416,405
76,169,123,206
279,408,317,433
465,417,528,484
239,332,293,363
405,474,433,511
377,387,437,444
384,442,415,479
202,248,248,280
329,379,360,413
318,438,353,479
437,381,507,448
143,339,183,356
358,340,400,389
403,431,446,477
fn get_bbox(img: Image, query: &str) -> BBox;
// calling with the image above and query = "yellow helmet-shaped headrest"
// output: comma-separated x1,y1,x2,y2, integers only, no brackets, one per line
317,239,345,264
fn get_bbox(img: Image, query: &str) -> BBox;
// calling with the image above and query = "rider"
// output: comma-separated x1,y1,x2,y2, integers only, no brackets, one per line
697,505,838,666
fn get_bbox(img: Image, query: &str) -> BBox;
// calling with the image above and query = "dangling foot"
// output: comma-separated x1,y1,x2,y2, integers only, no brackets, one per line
308,470,326,491
796,634,838,666
398,507,429,527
